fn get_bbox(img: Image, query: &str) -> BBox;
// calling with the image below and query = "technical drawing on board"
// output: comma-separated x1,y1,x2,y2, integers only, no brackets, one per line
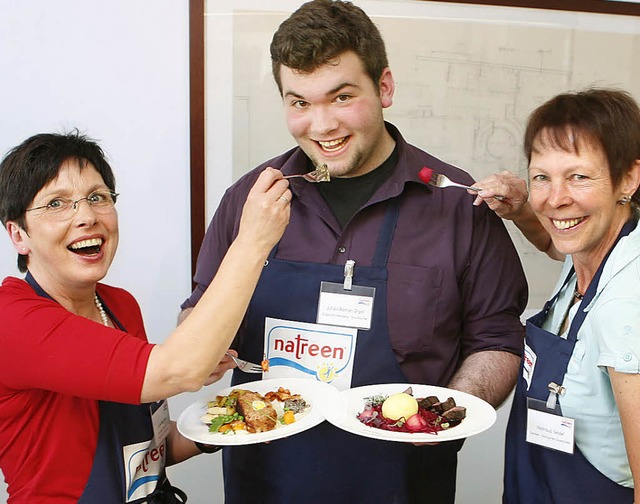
221,4,640,307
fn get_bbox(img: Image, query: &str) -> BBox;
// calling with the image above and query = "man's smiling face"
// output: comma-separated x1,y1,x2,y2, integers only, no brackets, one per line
280,50,395,178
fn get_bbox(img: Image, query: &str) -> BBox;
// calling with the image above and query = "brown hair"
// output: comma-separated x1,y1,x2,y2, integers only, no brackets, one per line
524,88,640,204
270,0,388,95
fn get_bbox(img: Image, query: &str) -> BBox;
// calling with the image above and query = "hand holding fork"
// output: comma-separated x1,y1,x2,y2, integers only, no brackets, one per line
419,166,505,201
225,351,265,374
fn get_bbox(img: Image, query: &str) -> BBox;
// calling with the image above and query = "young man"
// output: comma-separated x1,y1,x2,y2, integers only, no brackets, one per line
181,1,527,502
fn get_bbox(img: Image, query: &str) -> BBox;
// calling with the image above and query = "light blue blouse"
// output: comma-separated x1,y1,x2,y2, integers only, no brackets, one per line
540,221,640,487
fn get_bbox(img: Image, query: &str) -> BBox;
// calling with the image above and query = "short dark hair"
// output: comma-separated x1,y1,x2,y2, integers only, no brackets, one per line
0,130,116,272
270,0,389,95
524,88,640,205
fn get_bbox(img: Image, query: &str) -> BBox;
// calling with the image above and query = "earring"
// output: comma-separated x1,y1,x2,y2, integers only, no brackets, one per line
619,195,632,205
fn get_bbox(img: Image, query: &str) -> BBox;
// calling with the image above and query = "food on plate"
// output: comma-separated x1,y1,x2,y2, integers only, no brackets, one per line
357,387,466,434
381,392,419,421
236,390,278,432
201,386,309,435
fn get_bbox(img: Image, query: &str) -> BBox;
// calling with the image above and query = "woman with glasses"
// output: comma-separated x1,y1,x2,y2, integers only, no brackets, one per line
0,131,291,503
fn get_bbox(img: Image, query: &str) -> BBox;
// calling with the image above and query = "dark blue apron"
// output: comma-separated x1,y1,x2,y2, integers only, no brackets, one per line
224,200,463,504
25,273,186,503
503,220,636,504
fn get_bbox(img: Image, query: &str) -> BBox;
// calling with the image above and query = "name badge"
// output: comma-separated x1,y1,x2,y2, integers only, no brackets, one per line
525,397,574,454
151,400,171,446
317,282,375,330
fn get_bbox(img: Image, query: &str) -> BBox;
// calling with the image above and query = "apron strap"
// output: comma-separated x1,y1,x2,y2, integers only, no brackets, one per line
129,478,188,503
371,198,401,268
25,271,126,331
25,270,50,298
541,268,575,317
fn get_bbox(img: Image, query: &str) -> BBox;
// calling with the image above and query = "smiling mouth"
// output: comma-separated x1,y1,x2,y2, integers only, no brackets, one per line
551,217,585,230
318,137,349,152
68,237,103,255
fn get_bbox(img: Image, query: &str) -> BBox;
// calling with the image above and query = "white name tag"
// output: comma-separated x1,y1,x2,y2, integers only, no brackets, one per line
526,407,575,454
317,282,375,330
151,400,171,446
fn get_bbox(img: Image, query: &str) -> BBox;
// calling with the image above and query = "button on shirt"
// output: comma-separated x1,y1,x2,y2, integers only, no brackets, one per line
183,122,528,386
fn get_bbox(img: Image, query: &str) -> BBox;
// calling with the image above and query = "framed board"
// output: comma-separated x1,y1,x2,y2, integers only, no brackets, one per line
190,0,640,306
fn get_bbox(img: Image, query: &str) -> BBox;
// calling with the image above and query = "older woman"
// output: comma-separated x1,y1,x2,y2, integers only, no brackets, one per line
0,131,291,503
475,88,640,503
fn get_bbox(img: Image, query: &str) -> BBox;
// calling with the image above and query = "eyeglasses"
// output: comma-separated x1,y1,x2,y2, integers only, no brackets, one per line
26,190,119,220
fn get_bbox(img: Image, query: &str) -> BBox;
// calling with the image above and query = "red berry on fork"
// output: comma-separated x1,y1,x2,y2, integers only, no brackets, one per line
418,166,433,184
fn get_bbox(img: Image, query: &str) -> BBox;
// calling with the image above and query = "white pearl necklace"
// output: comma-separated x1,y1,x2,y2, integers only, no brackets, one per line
94,293,109,327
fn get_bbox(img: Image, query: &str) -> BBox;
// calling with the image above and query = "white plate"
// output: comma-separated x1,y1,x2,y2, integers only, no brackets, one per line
322,383,497,443
177,378,340,446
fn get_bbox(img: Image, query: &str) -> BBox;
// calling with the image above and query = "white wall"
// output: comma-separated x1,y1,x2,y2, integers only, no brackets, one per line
0,1,224,502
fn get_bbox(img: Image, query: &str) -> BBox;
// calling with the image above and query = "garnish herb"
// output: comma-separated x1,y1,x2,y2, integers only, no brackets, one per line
208,412,243,433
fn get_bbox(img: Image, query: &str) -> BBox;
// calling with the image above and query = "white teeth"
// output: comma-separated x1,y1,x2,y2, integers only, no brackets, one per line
319,138,346,151
552,218,583,230
70,238,103,250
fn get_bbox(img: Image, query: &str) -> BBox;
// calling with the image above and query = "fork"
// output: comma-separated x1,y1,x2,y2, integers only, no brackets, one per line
283,163,330,183
420,167,504,201
225,352,263,373
429,171,483,193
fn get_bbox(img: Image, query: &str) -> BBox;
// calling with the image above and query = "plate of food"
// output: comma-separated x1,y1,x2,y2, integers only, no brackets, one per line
177,378,340,446
321,383,497,443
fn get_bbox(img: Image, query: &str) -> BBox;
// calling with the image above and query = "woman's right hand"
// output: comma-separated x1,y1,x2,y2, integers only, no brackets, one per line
471,170,529,221
471,170,562,259
236,167,292,254
202,349,238,386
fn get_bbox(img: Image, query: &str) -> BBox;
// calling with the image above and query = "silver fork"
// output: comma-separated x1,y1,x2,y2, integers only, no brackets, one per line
225,352,263,373
283,163,330,183
428,172,504,201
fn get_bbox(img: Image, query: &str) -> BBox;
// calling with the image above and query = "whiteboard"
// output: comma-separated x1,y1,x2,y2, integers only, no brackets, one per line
205,0,640,307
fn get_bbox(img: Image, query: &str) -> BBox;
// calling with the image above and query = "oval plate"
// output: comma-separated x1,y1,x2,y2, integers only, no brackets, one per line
177,378,339,446
322,383,497,443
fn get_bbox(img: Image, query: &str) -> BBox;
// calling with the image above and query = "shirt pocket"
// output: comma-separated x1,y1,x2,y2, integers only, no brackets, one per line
566,339,586,375
387,263,442,353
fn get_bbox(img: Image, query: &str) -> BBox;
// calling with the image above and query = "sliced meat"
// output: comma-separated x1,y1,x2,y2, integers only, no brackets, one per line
442,406,467,422
418,396,440,409
236,390,277,433
431,397,457,414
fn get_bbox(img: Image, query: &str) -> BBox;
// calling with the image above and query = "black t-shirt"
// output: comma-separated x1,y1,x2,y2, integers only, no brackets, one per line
317,148,398,228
